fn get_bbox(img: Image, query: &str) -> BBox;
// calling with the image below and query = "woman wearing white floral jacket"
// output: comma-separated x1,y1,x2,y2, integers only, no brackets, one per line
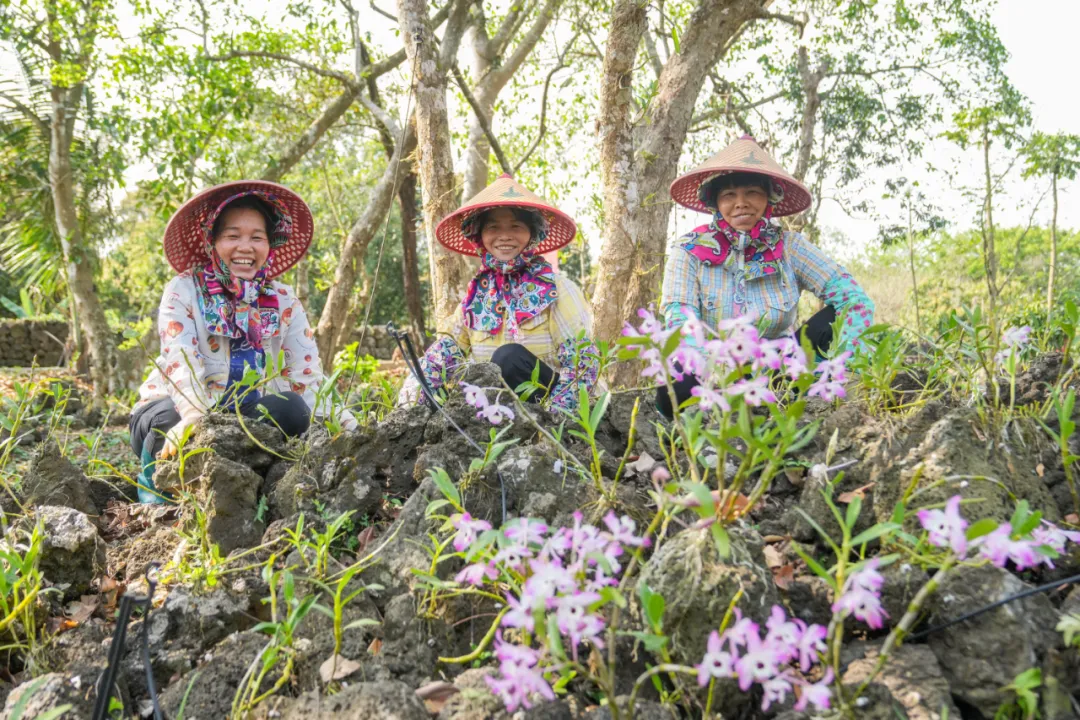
130,181,355,503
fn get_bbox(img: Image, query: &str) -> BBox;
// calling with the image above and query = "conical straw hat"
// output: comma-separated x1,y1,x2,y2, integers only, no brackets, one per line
670,136,812,217
436,174,578,256
163,180,314,279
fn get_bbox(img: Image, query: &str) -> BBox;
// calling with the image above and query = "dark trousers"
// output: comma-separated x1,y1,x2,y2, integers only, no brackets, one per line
129,391,311,461
656,306,837,419
491,344,559,402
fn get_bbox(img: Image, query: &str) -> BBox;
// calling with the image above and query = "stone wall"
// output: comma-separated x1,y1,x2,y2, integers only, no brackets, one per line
344,325,403,360
0,320,69,367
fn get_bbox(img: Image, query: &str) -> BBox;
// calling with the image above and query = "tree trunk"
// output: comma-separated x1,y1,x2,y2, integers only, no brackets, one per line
315,127,417,361
396,0,474,331
294,255,310,307
907,201,920,331
981,126,998,316
398,169,427,344
49,85,114,398
591,0,766,354
1047,171,1058,325
462,0,563,200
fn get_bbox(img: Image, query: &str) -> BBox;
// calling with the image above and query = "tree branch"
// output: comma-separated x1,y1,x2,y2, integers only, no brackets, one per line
206,50,360,89
370,0,398,22
642,27,664,80
364,1,454,79
0,91,50,137
450,63,511,175
753,8,805,29
488,0,529,59
482,0,563,95
514,32,578,173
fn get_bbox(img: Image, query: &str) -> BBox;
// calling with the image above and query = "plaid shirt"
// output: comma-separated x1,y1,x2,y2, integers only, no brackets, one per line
660,225,874,344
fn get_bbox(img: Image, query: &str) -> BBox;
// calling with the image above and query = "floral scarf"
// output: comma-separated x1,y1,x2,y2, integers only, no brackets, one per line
681,175,788,311
462,250,558,340
193,190,294,360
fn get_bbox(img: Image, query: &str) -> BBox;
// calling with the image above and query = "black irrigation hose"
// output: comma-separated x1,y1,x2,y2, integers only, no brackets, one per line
908,571,1080,641
93,563,162,720
388,323,508,523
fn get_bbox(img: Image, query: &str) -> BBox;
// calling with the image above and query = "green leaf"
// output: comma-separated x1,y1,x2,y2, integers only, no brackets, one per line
845,495,863,532
791,543,837,591
546,612,565,660
794,507,840,553
965,518,998,541
425,499,451,517
620,629,669,653
344,618,381,631
588,392,611,432
428,467,461,507
850,522,901,547
639,583,666,631
710,523,731,558
671,26,680,54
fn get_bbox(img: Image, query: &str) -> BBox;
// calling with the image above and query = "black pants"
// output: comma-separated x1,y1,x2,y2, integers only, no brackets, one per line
129,391,311,461
491,344,559,402
655,306,837,419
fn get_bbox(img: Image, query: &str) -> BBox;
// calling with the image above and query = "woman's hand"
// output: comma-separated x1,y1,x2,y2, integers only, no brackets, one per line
158,415,200,460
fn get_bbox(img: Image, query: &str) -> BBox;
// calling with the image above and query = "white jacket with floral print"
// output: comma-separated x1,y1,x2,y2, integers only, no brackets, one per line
136,272,357,431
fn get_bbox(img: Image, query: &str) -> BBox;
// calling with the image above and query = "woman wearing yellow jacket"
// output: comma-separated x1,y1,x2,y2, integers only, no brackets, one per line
398,175,597,412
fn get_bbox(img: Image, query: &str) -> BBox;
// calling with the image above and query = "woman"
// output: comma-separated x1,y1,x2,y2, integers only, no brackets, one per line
130,181,356,503
398,174,597,413
659,135,874,417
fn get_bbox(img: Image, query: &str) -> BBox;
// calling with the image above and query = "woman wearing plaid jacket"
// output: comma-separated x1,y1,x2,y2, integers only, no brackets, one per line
658,136,875,418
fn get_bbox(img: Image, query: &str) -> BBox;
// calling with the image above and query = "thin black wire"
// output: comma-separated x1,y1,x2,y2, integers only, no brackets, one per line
388,323,507,523
93,563,162,720
340,36,421,406
908,571,1080,641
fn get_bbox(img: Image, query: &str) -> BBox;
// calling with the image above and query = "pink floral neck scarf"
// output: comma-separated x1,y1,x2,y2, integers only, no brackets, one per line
462,250,558,340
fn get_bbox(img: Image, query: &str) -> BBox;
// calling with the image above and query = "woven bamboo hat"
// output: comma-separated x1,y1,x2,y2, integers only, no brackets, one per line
435,174,578,256
670,136,812,217
162,180,314,279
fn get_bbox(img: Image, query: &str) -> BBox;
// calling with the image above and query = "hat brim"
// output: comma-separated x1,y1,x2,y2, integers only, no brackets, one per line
671,168,812,217
163,180,314,279
435,200,578,256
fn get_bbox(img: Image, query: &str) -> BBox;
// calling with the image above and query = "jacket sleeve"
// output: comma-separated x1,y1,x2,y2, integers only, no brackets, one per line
546,276,599,414
397,312,471,407
277,290,358,431
156,275,213,425
660,239,703,331
785,233,875,349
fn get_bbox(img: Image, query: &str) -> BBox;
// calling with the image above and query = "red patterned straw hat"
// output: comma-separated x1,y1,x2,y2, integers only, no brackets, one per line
162,180,314,279
670,136,812,217
435,174,578,256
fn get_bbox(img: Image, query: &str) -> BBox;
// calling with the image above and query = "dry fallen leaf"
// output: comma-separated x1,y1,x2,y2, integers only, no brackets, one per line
1065,513,1080,525
629,453,657,474
356,525,377,554
784,467,806,487
763,545,784,569
1036,463,1045,478
319,654,361,684
838,482,876,504
415,681,459,714
67,595,100,625
773,564,795,590
367,637,383,656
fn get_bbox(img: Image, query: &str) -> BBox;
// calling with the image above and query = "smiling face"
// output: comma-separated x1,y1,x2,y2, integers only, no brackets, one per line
715,184,769,232
479,207,533,262
213,206,270,280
